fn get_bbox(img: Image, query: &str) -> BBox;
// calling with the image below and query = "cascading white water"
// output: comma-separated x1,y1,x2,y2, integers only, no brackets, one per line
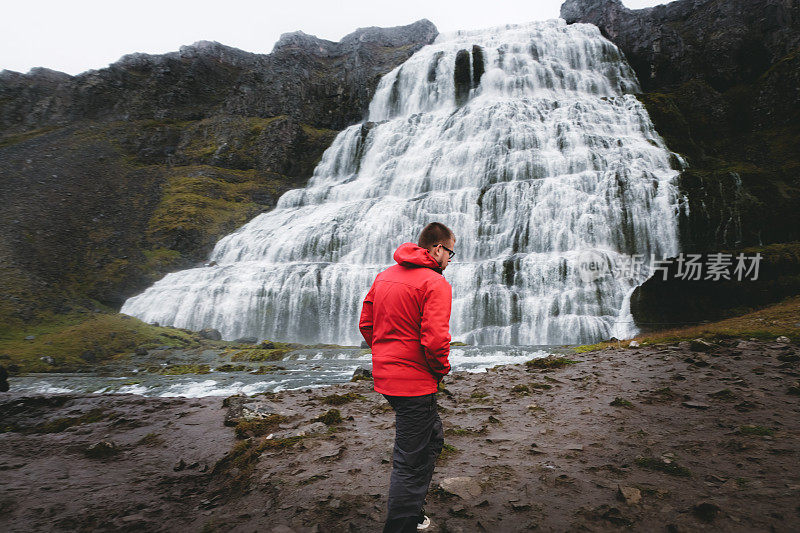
121,19,686,346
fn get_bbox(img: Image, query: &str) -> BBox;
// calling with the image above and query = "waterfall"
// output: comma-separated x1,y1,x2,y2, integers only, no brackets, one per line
121,19,685,346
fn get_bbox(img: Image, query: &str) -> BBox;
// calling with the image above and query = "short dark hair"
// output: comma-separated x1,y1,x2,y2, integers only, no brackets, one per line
418,222,454,250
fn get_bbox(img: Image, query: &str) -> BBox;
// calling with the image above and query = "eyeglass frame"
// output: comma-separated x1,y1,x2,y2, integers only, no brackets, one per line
437,243,456,259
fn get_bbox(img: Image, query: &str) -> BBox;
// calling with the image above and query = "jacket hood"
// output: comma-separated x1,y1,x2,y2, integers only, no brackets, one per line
393,242,442,273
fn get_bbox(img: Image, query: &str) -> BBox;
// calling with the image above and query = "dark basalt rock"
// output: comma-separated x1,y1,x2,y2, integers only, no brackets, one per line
454,49,472,107
630,242,800,329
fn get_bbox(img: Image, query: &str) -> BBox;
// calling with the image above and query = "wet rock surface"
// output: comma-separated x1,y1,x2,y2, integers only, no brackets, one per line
1,338,798,531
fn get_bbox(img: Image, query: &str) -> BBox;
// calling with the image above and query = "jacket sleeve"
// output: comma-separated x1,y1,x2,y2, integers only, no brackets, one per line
358,283,376,348
420,277,452,379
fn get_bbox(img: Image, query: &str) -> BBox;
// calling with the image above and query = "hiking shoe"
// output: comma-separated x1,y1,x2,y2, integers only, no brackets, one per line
417,513,431,530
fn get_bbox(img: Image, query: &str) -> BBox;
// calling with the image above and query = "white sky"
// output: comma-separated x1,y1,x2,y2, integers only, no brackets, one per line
1,0,670,76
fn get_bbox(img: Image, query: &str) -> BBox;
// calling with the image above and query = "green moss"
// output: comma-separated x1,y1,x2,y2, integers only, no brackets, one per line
256,435,305,450
511,384,530,394
0,125,61,148
610,397,634,408
234,414,288,439
137,432,164,447
228,348,293,362
320,392,365,406
439,443,459,460
0,311,201,373
142,247,183,272
525,357,579,370
738,425,775,436
311,409,343,425
470,390,489,399
215,364,248,372
152,364,211,375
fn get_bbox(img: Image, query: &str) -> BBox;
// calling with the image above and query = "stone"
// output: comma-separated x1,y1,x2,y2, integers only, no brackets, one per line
692,502,720,523
776,336,791,343
351,366,372,382
134,346,148,356
234,336,258,344
690,339,714,352
39,355,55,365
84,441,117,458
628,340,640,347
617,485,642,505
199,328,222,341
24,335,36,341
439,477,482,500
360,341,369,348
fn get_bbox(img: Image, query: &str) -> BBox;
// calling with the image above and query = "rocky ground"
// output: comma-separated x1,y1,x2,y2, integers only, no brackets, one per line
1,337,799,532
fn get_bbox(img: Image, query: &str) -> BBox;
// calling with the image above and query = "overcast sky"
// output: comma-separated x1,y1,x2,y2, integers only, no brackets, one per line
1,0,669,76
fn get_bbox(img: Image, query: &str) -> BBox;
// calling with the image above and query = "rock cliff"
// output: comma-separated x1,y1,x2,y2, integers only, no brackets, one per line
0,20,437,327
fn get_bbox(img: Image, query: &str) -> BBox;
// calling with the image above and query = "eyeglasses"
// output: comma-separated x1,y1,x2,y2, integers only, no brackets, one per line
438,243,456,259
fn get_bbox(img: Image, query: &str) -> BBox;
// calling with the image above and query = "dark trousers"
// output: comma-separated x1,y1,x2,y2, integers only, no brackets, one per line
381,392,444,533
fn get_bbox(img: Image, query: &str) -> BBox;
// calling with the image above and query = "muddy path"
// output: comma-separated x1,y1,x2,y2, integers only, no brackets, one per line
1,338,798,532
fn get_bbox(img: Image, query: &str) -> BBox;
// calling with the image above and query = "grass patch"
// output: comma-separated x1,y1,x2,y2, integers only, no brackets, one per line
572,294,800,354
311,409,343,425
738,425,775,436
610,397,634,408
525,357,579,370
151,364,211,375
320,392,365,406
634,456,692,477
234,414,289,439
228,348,293,362
215,364,248,372
0,312,203,373
439,443,459,460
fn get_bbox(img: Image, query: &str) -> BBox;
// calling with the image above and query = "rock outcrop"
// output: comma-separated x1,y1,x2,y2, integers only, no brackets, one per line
0,20,437,326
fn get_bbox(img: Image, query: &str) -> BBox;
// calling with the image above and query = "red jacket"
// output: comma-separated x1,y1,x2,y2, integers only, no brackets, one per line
359,242,452,396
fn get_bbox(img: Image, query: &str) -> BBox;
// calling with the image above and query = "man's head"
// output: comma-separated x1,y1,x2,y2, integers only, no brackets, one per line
418,222,456,271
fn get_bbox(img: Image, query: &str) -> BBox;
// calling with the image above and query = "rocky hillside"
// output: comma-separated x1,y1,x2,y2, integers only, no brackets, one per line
562,0,799,251
0,20,437,329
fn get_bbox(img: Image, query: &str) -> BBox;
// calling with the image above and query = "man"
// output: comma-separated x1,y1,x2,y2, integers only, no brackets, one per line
359,222,456,532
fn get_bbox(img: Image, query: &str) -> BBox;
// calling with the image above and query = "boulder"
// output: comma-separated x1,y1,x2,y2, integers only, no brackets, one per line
439,476,482,501
199,328,222,341
690,338,714,352
351,366,373,382
617,485,642,505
